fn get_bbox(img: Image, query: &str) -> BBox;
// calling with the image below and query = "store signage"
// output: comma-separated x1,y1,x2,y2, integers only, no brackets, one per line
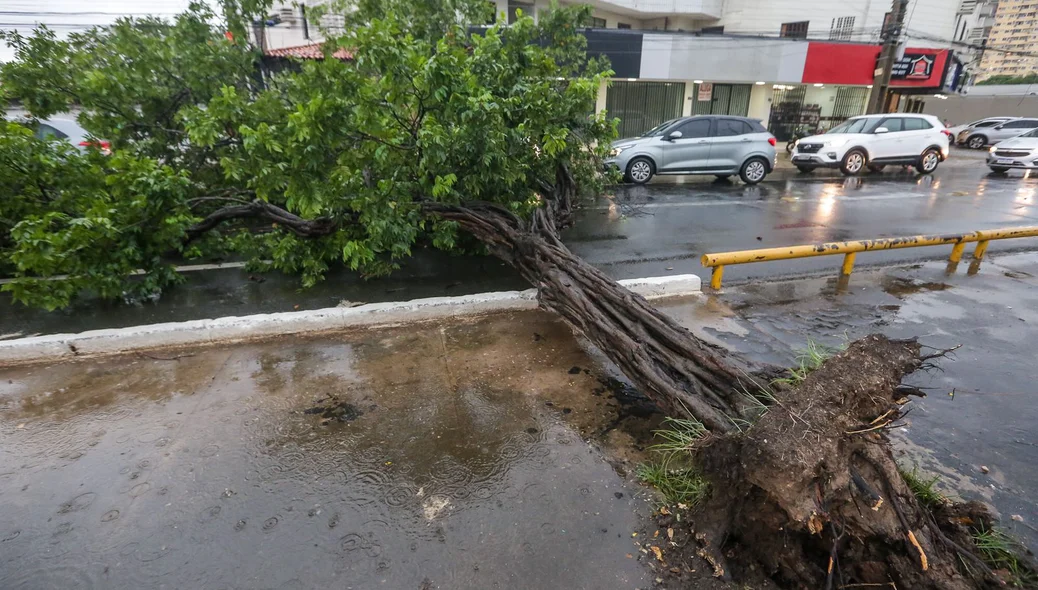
891,53,935,80
697,82,713,102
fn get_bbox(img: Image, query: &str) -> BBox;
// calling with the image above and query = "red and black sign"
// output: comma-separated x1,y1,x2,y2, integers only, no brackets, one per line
892,53,936,80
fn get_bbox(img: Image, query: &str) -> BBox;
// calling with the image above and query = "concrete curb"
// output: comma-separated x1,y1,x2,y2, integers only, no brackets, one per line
0,274,701,365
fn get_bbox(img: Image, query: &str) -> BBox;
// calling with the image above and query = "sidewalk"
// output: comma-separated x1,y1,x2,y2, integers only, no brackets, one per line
2,251,1036,588
0,311,658,590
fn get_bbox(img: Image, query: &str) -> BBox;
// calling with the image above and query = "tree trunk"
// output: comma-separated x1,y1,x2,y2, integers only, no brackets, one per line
425,201,1031,589
426,201,761,433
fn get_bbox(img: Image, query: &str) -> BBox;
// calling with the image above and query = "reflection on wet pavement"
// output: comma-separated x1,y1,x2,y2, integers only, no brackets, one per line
659,251,1038,551
567,159,1038,283
0,313,651,589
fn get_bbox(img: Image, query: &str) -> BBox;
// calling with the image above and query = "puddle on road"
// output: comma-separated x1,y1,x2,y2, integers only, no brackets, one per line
0,312,653,589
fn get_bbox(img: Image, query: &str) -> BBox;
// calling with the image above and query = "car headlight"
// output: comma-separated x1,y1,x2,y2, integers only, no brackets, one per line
989,146,997,153
824,138,849,148
794,139,800,147
610,144,635,157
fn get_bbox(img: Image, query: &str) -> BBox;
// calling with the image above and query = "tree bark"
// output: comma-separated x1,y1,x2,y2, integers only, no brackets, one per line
425,200,761,433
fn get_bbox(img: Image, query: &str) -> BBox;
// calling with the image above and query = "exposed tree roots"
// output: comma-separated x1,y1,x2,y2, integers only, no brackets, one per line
690,335,1033,589
426,195,1036,589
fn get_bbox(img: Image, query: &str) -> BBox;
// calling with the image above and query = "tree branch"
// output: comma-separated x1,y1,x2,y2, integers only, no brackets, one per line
183,199,341,243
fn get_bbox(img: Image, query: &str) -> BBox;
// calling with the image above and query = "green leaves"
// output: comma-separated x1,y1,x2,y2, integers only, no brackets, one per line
0,0,616,310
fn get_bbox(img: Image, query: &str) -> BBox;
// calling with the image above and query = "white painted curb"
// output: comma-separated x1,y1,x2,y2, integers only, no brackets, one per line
0,274,700,365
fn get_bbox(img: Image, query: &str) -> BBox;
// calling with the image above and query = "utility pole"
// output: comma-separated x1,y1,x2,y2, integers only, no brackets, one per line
867,0,909,114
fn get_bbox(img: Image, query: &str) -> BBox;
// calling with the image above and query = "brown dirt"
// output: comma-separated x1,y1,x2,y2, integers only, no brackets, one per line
670,335,1038,590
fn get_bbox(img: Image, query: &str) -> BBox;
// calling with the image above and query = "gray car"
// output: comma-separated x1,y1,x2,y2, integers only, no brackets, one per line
987,127,1038,173
605,115,777,185
963,117,1038,150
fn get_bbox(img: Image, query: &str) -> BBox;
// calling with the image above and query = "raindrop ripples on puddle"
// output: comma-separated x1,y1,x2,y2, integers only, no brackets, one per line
0,313,649,588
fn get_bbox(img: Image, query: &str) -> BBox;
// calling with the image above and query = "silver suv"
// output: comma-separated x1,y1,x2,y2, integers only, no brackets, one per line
606,116,777,185
963,117,1038,149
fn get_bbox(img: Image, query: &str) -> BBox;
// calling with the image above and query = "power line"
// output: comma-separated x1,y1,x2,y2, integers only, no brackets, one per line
0,11,179,17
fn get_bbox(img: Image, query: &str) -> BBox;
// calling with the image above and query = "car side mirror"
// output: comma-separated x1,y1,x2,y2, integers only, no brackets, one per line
874,127,889,134
666,130,683,141
994,125,1005,130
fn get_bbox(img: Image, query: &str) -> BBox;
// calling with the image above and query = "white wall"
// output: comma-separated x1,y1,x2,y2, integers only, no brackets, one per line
747,84,773,124
641,36,810,83
717,0,958,46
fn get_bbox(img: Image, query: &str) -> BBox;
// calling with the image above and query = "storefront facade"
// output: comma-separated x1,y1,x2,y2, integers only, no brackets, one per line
589,31,964,140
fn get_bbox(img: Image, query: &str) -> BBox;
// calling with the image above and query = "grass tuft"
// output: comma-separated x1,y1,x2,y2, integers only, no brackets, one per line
972,526,1035,584
647,416,707,457
636,459,709,506
772,338,840,387
638,417,709,506
897,465,948,510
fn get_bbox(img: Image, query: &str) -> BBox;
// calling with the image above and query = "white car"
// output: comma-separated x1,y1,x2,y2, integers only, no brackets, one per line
987,127,1038,174
791,114,950,176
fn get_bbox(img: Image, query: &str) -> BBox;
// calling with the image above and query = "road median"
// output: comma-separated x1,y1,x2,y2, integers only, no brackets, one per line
0,274,701,365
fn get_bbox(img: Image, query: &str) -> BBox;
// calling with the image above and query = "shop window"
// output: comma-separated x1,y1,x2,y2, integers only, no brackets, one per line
586,16,607,27
605,81,686,138
617,22,632,29
508,1,533,24
702,25,725,34
780,21,809,39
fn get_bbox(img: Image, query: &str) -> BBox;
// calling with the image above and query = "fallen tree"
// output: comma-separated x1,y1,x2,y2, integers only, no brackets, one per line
0,1,1031,587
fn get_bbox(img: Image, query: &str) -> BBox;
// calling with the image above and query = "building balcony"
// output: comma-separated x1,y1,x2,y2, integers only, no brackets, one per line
589,0,723,19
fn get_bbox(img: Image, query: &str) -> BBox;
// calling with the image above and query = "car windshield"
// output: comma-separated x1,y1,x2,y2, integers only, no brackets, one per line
826,118,876,134
641,119,680,137
1019,128,1038,139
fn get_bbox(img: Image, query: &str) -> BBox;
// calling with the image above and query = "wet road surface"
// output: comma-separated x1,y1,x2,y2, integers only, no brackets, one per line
661,250,1038,551
568,150,1038,282
6,150,1038,337
0,314,655,589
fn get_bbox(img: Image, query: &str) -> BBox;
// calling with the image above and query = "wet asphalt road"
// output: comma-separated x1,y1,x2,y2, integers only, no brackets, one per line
4,149,1038,336
567,149,1038,283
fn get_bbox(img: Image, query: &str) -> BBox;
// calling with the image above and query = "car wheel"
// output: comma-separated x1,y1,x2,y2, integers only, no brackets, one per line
795,165,815,174
625,157,654,184
840,149,866,176
739,158,768,185
916,149,941,174
967,135,986,150
990,166,1009,174
867,164,886,173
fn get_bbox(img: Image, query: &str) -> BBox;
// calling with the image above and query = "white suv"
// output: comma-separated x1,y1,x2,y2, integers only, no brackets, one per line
792,114,950,176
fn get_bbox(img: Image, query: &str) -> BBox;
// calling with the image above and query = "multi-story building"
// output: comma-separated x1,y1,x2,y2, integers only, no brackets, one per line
977,0,1038,80
262,1,975,136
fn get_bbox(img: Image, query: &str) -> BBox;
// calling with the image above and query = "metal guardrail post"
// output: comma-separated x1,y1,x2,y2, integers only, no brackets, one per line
841,253,856,276
973,240,990,260
710,266,724,290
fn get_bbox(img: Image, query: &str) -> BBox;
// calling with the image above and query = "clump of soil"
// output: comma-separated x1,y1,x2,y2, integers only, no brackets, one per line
676,335,1037,589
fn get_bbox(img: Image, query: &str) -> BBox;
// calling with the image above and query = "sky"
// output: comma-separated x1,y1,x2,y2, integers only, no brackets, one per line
0,0,203,61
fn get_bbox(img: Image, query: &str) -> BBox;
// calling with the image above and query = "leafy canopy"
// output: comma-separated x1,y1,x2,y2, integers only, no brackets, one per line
0,0,616,310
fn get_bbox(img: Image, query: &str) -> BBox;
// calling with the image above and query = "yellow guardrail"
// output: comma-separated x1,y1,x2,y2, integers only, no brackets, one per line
701,226,1038,289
